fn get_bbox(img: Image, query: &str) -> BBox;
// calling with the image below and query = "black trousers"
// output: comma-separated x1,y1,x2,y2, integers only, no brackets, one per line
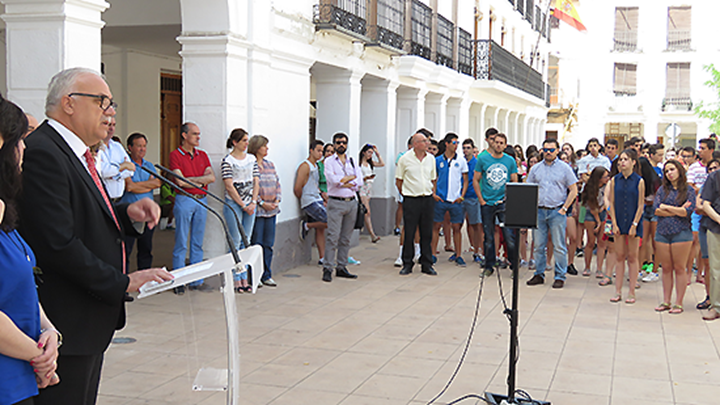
402,195,435,268
125,225,155,270
35,354,104,405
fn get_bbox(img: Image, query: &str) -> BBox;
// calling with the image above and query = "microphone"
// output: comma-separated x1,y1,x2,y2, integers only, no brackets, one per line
154,164,250,249
139,166,242,267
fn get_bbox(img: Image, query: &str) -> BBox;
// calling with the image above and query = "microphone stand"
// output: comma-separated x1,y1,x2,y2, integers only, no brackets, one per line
154,164,251,249
139,166,241,266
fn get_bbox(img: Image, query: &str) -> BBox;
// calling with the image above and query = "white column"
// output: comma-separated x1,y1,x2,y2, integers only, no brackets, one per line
498,109,510,134
360,77,398,197
425,92,449,137
518,113,527,147
508,111,518,145
1,0,108,117
396,86,428,151
447,97,471,139
526,117,535,146
312,65,364,153
485,106,498,133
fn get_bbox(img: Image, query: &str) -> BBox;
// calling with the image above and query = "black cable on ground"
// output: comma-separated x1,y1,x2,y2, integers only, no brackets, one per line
426,272,487,405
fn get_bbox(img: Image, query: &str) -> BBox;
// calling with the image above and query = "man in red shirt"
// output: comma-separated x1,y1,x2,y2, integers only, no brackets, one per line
169,122,215,294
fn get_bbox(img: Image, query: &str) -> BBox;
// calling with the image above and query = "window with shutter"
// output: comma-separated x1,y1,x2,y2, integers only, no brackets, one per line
613,7,638,52
613,63,637,96
667,6,691,50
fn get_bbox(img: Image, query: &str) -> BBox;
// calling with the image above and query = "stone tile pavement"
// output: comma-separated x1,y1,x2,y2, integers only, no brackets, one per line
99,230,720,404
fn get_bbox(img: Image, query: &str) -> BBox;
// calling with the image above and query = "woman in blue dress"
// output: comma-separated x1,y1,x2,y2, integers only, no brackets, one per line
0,94,60,404
608,149,645,304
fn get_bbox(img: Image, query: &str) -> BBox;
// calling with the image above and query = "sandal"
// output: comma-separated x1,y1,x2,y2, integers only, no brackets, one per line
371,236,381,243
697,298,711,310
595,270,604,279
234,286,244,294
582,269,591,277
444,246,455,252
702,310,720,321
655,302,671,312
669,305,684,314
610,294,622,303
598,275,613,286
625,295,636,304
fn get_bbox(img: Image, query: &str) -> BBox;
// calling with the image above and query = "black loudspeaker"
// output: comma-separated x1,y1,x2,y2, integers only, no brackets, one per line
504,183,538,229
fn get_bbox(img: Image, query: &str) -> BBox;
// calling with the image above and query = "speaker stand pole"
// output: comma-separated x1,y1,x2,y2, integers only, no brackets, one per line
507,235,519,401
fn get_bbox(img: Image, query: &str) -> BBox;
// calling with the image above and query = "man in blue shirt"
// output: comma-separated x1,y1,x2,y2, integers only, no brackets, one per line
473,133,518,276
432,133,469,266
462,138,484,264
120,133,162,270
525,139,578,289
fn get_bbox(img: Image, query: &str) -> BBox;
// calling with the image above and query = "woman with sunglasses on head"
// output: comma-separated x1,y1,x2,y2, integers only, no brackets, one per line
581,166,611,279
695,159,720,311
0,95,61,404
653,159,696,314
607,149,645,304
358,144,385,243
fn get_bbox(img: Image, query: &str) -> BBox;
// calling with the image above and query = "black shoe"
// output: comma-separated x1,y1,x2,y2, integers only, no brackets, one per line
399,265,413,275
567,264,578,276
173,286,185,295
552,279,564,289
526,274,544,286
322,269,332,282
421,266,437,276
336,267,358,279
123,292,134,302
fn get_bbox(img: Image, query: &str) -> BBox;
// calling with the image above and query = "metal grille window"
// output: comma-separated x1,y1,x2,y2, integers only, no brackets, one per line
376,0,404,49
313,0,367,37
525,0,534,24
613,7,638,52
613,63,637,96
667,6,691,50
410,0,432,60
436,14,454,68
458,28,473,76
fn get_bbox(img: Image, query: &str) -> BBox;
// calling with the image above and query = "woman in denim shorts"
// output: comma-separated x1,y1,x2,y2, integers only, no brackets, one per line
653,160,697,314
581,167,611,278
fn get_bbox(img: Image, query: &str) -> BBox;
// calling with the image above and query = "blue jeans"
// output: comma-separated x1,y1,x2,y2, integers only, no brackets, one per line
224,198,257,281
533,208,568,281
173,194,208,286
481,202,517,270
252,215,276,282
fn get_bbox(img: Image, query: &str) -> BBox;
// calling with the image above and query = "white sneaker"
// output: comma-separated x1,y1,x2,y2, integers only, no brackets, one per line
413,252,421,263
394,256,403,267
642,272,660,282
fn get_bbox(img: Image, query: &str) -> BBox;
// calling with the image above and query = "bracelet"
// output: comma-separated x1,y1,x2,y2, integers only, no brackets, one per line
40,328,63,348
632,222,638,227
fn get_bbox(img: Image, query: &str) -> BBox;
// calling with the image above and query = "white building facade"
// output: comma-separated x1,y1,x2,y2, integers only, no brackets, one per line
0,0,550,270
548,0,719,149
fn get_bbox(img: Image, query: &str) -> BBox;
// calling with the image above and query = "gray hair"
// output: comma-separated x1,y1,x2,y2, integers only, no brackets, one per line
45,67,104,115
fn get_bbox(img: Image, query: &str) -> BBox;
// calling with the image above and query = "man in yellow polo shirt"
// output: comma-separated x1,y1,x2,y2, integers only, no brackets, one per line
396,129,437,275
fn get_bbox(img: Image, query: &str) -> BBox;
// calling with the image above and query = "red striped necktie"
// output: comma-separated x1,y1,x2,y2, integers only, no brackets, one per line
83,149,127,274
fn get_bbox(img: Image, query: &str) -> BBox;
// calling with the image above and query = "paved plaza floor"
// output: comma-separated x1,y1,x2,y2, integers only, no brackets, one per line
98,230,720,405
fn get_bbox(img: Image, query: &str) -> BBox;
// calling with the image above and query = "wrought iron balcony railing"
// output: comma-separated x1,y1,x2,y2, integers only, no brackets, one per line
667,29,691,51
458,28,473,76
662,96,692,112
475,39,546,101
613,30,637,52
313,0,367,39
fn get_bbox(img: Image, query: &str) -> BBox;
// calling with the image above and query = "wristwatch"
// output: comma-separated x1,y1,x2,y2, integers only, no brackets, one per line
40,328,63,348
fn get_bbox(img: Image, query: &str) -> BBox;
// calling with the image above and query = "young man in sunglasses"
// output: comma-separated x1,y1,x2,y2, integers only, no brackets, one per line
525,139,578,289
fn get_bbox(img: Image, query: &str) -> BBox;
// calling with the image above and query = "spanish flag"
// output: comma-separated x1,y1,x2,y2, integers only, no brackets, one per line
552,0,587,31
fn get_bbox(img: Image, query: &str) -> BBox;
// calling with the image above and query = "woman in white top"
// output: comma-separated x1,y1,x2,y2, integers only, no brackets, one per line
358,143,385,243
222,128,259,293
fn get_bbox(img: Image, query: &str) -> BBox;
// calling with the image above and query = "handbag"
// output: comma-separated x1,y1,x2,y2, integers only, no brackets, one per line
354,191,367,229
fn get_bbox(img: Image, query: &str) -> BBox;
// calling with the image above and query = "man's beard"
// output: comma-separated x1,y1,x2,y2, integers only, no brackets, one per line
336,146,346,155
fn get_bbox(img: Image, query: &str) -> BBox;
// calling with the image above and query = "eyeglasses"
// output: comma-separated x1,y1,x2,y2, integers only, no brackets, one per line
68,93,117,112
542,147,556,153
335,140,347,145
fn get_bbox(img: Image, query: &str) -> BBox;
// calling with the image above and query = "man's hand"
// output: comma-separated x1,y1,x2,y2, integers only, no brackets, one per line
127,267,174,292
432,194,442,202
340,175,356,184
127,199,161,229
453,198,463,204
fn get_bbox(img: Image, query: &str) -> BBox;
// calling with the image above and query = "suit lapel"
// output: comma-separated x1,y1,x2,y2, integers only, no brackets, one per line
41,122,117,222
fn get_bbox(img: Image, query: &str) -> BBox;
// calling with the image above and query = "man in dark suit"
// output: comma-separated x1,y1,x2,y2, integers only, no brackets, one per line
18,68,173,405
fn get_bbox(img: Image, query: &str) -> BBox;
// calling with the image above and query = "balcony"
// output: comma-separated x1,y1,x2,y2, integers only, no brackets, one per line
667,29,691,51
436,14,454,68
517,0,524,16
370,0,405,51
475,39,546,101
313,0,367,39
525,0,534,24
662,96,692,112
613,30,637,52
458,28,473,76
410,0,432,60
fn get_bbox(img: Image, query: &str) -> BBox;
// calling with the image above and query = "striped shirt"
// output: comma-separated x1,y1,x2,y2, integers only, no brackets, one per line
221,154,259,205
256,158,281,218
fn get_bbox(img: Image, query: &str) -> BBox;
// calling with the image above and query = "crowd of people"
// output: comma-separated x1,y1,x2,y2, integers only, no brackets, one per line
3,66,720,405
